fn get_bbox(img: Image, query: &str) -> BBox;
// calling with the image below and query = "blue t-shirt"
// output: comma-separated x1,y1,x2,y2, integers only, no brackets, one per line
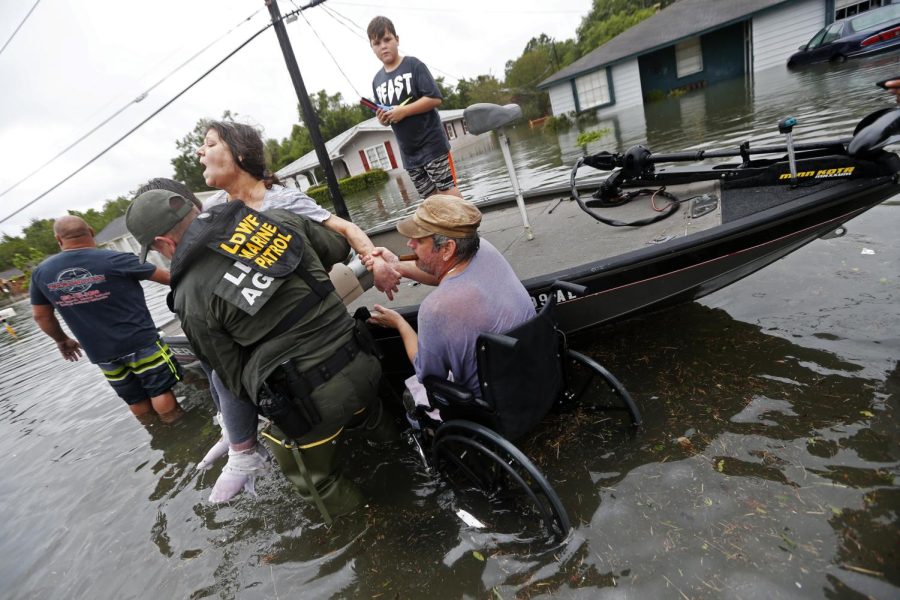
372,56,450,169
30,248,159,363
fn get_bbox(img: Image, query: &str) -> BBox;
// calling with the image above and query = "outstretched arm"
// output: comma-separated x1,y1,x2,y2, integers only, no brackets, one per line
322,215,401,297
32,303,82,361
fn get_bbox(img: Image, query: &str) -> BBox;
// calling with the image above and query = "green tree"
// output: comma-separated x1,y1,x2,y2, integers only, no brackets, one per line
307,90,370,141
69,196,131,234
21,218,58,256
0,234,31,271
456,75,510,108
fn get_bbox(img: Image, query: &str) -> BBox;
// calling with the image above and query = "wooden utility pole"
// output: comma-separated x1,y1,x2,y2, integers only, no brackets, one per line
266,0,350,219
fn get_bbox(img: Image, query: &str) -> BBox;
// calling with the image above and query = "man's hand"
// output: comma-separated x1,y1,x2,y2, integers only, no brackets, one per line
364,248,401,300
363,246,399,267
57,338,82,361
368,304,404,330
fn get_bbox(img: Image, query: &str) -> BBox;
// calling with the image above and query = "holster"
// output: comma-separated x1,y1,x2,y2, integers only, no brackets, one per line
259,361,322,440
259,318,377,440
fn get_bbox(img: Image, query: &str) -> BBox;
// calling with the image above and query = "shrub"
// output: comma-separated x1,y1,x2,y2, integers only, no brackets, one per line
305,169,389,204
576,128,612,146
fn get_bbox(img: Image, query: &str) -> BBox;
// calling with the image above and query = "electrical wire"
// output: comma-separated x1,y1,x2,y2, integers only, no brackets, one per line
0,0,41,58
319,3,460,83
0,7,264,202
320,4,367,42
331,1,585,14
298,10,365,98
0,22,273,226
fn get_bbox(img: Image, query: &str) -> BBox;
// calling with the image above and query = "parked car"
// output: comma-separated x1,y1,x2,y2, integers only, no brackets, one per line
787,3,900,68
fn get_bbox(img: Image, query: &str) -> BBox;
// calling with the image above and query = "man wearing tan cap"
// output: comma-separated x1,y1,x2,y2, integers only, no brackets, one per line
368,195,535,401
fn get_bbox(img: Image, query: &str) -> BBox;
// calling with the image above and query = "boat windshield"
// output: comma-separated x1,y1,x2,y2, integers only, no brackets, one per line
848,4,900,33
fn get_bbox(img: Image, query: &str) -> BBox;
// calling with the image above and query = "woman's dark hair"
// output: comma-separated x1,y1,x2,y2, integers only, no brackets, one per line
204,120,281,189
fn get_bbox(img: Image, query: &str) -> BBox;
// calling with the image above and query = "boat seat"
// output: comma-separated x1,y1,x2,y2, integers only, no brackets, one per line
464,103,523,135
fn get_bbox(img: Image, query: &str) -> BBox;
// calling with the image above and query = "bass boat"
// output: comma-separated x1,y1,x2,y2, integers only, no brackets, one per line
163,105,900,365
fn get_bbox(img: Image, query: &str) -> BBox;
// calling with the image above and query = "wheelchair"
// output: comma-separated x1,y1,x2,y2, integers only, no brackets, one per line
390,280,642,542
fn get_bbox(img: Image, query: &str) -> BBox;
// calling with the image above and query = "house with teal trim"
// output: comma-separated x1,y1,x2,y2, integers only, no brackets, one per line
538,0,890,117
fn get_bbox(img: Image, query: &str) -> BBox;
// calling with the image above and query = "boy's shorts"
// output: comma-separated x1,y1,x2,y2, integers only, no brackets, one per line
98,339,183,405
408,153,456,198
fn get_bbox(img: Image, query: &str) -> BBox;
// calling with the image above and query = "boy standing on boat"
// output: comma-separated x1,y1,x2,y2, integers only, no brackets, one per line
30,216,182,421
368,15,462,200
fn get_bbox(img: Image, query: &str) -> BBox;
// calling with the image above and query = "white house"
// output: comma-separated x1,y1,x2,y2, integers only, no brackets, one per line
276,109,480,188
538,0,889,118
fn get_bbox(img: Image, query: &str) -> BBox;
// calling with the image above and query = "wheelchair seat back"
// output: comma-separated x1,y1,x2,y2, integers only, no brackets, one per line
475,308,563,440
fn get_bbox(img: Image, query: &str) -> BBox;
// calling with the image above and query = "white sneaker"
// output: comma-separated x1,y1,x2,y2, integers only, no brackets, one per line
209,445,271,503
197,413,231,471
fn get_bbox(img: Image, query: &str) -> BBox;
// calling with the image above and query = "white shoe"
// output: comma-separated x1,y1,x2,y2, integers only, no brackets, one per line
209,445,271,503
197,413,231,471
197,438,229,471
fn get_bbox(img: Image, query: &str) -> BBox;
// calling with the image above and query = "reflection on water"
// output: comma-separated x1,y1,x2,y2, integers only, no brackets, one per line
1,59,898,598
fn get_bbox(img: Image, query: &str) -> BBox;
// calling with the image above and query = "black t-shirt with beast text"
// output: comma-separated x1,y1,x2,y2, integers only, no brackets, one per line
372,56,450,169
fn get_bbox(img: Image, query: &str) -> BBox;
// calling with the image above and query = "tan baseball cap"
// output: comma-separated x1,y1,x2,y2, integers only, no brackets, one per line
396,195,482,239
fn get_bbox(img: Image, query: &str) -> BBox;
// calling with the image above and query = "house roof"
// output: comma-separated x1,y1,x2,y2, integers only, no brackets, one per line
94,215,128,244
277,109,466,178
0,267,25,280
539,0,793,88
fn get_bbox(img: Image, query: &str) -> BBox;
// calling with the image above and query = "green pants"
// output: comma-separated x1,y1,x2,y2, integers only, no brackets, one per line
263,351,394,519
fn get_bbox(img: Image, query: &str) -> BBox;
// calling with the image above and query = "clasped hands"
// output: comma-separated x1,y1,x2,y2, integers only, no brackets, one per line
364,247,402,300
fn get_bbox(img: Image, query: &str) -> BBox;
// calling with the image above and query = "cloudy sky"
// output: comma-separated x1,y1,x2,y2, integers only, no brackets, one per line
0,0,591,236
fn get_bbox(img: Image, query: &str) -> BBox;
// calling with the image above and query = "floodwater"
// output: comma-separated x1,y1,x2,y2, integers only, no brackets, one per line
1,59,898,599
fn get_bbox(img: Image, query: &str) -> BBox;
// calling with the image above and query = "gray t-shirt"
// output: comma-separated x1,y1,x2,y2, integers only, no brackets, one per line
413,239,535,397
204,185,331,222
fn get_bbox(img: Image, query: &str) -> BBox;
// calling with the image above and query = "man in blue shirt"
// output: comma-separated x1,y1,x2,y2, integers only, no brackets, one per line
30,215,182,420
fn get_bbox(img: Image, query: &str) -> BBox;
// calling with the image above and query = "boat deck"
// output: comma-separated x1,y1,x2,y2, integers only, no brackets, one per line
348,179,724,314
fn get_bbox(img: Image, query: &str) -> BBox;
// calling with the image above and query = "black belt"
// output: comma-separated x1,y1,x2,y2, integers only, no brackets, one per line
287,335,362,399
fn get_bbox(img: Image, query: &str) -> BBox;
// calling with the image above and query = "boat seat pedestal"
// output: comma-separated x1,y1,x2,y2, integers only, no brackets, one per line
463,103,534,240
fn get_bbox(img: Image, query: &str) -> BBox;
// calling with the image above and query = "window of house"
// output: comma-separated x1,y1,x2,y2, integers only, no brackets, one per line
461,119,469,134
836,0,888,20
444,122,457,140
364,144,390,170
675,37,703,78
574,70,610,111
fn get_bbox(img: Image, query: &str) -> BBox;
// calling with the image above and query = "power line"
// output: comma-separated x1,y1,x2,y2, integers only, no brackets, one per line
0,22,273,227
330,1,586,14
0,7,263,202
298,10,365,98
319,3,460,83
0,0,41,58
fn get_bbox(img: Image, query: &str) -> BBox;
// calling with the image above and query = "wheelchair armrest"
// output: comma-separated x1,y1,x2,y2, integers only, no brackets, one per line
478,331,518,350
423,375,493,413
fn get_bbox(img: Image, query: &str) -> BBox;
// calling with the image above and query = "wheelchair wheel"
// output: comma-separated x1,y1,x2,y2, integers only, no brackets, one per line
432,420,571,542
